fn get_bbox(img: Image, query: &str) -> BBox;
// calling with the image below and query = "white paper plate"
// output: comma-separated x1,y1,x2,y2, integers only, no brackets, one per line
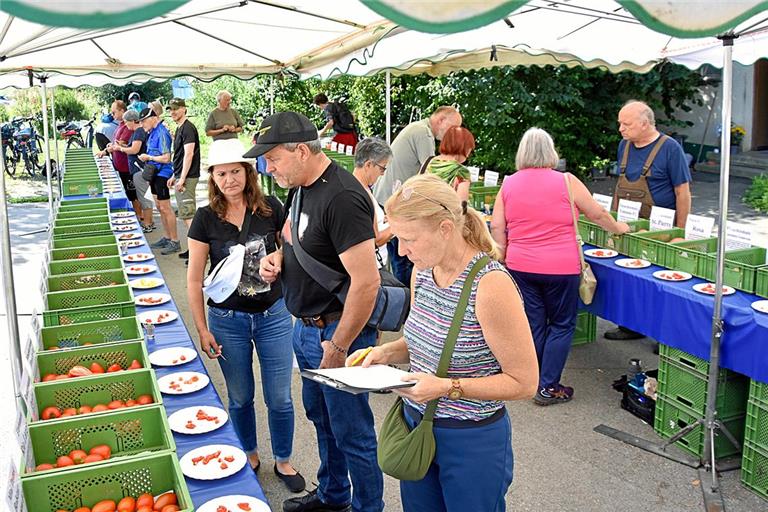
138,309,178,325
149,346,198,367
198,495,270,512
158,371,210,395
752,300,768,314
125,264,157,275
584,248,618,258
120,240,145,249
110,211,134,218
130,277,165,289
179,444,247,481
111,217,136,225
113,224,138,231
123,252,155,262
614,258,651,269
652,270,693,282
135,292,171,306
692,283,736,296
117,233,141,240
168,405,228,435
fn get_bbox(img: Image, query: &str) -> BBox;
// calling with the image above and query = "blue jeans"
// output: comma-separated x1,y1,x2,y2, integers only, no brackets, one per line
207,298,295,461
388,238,413,286
293,321,384,512
508,270,580,389
400,408,514,512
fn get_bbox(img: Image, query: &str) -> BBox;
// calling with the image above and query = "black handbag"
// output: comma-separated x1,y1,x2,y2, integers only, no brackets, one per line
289,188,410,332
141,162,158,182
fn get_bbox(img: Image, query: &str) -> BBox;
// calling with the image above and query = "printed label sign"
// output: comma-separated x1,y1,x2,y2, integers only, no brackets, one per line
330,141,338,152
725,221,752,250
468,166,480,182
685,215,715,241
650,206,676,230
617,199,641,222
3,457,27,512
592,193,613,212
345,145,353,156
483,171,499,187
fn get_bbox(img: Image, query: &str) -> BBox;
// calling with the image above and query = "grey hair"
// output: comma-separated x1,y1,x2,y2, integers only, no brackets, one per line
515,127,560,170
624,99,656,126
354,137,392,168
282,139,322,154
216,90,232,102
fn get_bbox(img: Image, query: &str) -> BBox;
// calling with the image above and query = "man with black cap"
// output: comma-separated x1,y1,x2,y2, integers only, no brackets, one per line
168,97,200,260
138,107,180,254
255,112,383,512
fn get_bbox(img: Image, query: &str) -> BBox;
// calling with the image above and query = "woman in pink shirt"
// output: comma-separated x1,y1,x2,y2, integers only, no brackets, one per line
490,128,629,406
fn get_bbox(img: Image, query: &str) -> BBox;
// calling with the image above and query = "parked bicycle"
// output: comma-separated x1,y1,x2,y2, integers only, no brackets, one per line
11,116,45,177
57,116,96,150
1,122,17,177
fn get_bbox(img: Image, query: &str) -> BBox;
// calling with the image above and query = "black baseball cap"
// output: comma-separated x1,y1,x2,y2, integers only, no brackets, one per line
139,107,157,121
244,112,318,158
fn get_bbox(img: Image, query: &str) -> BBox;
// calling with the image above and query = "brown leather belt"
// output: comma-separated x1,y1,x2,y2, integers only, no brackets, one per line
299,311,343,329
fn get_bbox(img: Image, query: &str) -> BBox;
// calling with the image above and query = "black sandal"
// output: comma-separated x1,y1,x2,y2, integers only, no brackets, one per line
274,464,306,493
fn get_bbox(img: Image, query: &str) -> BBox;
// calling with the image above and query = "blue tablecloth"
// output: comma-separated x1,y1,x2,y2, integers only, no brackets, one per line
70,208,269,508
582,245,768,383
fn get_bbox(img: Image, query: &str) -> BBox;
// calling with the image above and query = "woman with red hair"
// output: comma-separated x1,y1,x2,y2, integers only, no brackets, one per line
420,126,476,202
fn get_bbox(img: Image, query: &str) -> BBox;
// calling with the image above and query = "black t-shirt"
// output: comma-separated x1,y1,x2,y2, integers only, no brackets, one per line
188,197,283,313
173,119,201,179
281,161,374,317
127,127,147,175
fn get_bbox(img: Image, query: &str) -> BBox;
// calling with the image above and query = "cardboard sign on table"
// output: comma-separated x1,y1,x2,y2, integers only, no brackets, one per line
592,193,613,212
725,221,753,250
330,141,338,152
483,170,499,187
650,206,676,230
617,199,641,222
468,166,480,182
345,145,354,156
685,214,715,241
337,143,346,154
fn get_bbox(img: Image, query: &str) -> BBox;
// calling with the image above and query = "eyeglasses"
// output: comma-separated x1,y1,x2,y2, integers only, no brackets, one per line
371,162,387,172
401,186,454,219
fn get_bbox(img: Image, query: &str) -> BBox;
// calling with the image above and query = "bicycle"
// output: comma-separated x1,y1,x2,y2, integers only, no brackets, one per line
1,122,18,177
11,116,45,177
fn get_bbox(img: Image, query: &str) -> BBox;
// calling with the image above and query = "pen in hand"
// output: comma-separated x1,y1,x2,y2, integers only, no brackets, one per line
210,346,226,361
350,346,373,367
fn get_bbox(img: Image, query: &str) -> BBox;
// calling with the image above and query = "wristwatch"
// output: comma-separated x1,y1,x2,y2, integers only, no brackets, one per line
448,378,463,400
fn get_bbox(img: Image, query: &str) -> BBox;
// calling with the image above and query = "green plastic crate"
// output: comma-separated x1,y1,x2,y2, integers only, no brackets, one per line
62,180,103,197
750,380,768,408
745,399,768,454
52,222,113,239
51,234,116,249
59,197,107,207
578,213,614,247
657,356,749,418
40,316,142,350
572,311,597,346
50,244,120,261
654,395,745,459
33,369,161,419
48,255,124,275
667,237,719,277
54,215,111,227
626,228,685,265
21,451,192,512
469,186,500,211
43,302,136,327
55,208,109,221
658,343,711,375
742,440,768,501
756,268,768,299
606,218,651,255
702,247,768,294
45,283,133,311
46,269,127,292
36,339,148,379
24,405,175,475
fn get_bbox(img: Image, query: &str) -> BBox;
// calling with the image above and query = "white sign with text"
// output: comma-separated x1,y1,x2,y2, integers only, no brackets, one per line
725,221,753,250
650,206,676,231
483,170,499,187
330,141,338,152
3,457,27,512
468,166,480,182
617,199,642,222
345,145,353,156
592,193,613,212
685,214,716,241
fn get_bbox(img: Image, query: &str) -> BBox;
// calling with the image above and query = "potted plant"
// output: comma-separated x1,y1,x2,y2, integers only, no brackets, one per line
731,124,746,153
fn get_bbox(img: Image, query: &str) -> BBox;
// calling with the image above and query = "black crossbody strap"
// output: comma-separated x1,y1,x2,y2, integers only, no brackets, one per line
237,207,253,245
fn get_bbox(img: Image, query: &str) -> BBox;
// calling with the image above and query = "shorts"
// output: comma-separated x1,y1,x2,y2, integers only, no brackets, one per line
118,171,138,202
174,177,199,219
150,173,171,201
131,172,153,210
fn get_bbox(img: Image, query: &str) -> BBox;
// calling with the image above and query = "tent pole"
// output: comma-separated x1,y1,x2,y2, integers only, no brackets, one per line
270,76,275,115
385,70,391,143
0,126,23,403
50,86,61,196
39,77,54,216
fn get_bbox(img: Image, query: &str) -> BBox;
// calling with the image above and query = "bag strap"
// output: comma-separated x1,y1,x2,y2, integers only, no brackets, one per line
238,208,254,245
641,134,669,175
418,155,436,175
619,140,631,174
564,173,587,272
422,255,490,422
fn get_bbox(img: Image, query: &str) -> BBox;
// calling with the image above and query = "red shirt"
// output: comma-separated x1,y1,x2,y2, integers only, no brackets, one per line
112,122,134,173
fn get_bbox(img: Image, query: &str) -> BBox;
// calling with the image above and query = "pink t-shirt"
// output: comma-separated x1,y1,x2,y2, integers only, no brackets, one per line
112,122,133,173
501,168,580,275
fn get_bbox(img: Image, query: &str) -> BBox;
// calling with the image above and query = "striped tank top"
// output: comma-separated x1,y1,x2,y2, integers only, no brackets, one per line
404,252,506,421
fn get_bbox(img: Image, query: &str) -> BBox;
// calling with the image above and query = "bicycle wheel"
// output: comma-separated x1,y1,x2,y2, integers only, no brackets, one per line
29,136,44,171
22,148,36,177
2,145,17,177
66,136,84,149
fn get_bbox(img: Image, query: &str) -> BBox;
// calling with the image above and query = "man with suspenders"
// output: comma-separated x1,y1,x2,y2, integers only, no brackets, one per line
605,100,692,341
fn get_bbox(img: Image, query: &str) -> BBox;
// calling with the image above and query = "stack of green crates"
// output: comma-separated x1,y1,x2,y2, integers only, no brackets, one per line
322,148,355,173
741,380,768,501
62,149,102,197
665,237,719,277
757,268,768,299
654,344,749,459
468,184,500,212
625,228,685,266
572,311,597,346
701,247,768,294
577,212,649,255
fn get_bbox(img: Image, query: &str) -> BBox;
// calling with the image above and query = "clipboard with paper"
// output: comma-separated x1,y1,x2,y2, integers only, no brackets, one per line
301,365,416,394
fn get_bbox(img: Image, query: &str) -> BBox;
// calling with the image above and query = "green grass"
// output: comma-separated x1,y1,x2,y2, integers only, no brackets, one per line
6,194,48,203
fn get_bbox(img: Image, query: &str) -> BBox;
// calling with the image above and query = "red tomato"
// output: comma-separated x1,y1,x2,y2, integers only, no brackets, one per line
83,454,104,464
136,395,153,405
69,449,88,464
90,362,106,374
125,399,137,407
160,506,179,512
54,374,71,380
136,494,154,509
77,253,86,259
128,359,143,370
89,444,112,459
78,405,93,414
153,492,177,510
137,507,153,512
91,500,116,512
107,400,125,410
42,373,57,382
35,463,55,472
117,496,136,512
74,508,91,512
42,406,62,420
61,408,78,417
91,404,109,413
107,364,123,373
56,455,75,467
